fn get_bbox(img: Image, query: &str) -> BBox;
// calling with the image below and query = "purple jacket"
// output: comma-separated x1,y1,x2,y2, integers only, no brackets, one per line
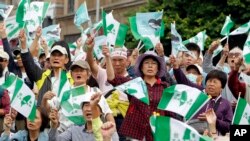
193,96,233,135
173,68,232,135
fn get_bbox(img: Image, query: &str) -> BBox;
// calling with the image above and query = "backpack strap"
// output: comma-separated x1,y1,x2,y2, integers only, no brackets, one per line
36,70,74,90
36,70,51,90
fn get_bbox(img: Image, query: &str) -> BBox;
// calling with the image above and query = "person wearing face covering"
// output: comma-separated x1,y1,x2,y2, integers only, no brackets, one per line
185,64,203,86
170,55,233,135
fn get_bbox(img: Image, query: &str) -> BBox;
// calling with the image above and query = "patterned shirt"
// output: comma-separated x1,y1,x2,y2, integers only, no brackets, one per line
109,76,182,141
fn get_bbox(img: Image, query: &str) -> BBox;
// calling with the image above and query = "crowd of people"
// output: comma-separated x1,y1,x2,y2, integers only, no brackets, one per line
0,16,248,141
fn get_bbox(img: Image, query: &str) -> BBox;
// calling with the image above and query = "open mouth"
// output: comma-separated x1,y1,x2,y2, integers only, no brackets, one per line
76,75,82,79
86,112,92,118
231,60,234,63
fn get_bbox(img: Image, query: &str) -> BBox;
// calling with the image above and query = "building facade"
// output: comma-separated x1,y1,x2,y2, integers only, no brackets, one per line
56,0,146,43
3,0,146,42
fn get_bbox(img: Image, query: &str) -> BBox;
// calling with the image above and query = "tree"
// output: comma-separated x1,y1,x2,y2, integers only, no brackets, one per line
125,0,250,56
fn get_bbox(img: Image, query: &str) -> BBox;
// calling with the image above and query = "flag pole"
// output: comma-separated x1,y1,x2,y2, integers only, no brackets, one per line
96,0,100,22
226,35,229,44
226,14,231,44
138,44,144,51
232,92,241,124
136,40,142,49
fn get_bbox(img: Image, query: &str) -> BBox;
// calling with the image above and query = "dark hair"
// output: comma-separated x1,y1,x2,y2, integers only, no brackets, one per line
139,56,160,76
205,70,227,88
0,64,3,77
185,43,201,57
52,41,71,70
25,107,49,132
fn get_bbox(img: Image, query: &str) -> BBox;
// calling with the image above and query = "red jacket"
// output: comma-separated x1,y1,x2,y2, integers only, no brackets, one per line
0,89,10,116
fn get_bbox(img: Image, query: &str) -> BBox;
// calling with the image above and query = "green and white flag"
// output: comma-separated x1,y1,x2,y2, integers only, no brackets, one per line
170,23,188,56
243,33,250,64
2,74,17,99
93,35,107,60
2,75,36,121
230,21,250,35
116,77,149,105
232,98,250,125
183,31,207,51
61,86,86,125
6,18,21,40
16,0,30,28
150,116,208,141
158,84,210,120
103,11,128,47
23,1,50,32
57,70,72,101
220,16,234,36
42,24,61,42
129,11,164,50
83,20,103,35
74,2,89,27
68,42,78,59
212,44,223,58
0,3,13,20
136,11,164,37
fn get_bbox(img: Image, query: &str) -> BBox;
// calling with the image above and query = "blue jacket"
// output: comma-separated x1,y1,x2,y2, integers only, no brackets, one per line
0,130,48,141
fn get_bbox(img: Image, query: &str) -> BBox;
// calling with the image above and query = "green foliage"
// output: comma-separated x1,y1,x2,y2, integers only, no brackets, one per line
125,0,250,55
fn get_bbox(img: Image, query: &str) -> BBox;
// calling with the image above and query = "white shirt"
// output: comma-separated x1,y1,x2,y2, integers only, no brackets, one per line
0,67,8,85
95,66,128,101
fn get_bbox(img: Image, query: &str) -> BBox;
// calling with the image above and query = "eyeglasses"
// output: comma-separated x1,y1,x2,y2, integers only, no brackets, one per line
228,53,241,58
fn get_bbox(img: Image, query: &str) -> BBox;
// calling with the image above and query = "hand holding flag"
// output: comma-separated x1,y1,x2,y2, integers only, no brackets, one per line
232,97,250,125
115,77,149,105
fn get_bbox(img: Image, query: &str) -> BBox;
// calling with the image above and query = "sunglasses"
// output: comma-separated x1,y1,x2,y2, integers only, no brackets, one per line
0,57,7,62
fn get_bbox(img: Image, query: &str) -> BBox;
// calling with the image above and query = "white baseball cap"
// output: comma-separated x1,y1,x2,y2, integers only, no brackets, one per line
186,64,203,75
0,50,9,61
51,45,68,56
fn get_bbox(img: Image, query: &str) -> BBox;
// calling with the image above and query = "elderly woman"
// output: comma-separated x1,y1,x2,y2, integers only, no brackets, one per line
170,55,233,135
108,51,180,141
1,108,49,141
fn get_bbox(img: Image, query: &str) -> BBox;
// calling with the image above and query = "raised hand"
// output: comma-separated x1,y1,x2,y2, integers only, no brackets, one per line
208,39,220,54
169,54,181,69
233,57,243,71
222,43,229,57
90,93,102,107
49,109,59,128
43,91,56,101
102,45,110,58
4,114,12,129
130,48,139,66
40,37,48,50
197,112,207,121
155,42,164,57
84,36,94,52
205,108,217,125
76,37,83,49
0,22,7,39
18,29,27,49
101,121,116,141
35,26,42,39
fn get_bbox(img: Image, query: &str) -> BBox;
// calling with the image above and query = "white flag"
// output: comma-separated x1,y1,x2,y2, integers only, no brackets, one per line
158,84,210,120
116,77,149,105
2,75,36,121
232,98,250,125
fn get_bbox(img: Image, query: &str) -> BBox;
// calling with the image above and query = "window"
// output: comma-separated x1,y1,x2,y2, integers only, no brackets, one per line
68,0,75,13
